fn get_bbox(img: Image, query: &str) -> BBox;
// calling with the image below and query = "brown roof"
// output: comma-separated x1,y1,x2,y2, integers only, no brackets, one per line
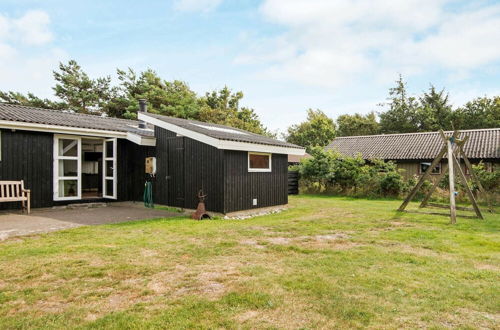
326,129,500,160
0,103,153,137
144,113,303,149
288,153,311,163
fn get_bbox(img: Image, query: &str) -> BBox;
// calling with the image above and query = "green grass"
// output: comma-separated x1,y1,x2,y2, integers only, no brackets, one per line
0,195,498,329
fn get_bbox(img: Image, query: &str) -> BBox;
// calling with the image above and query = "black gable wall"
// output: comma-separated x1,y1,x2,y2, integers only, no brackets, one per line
183,138,224,212
153,126,289,214
153,126,224,213
0,129,53,209
223,151,288,213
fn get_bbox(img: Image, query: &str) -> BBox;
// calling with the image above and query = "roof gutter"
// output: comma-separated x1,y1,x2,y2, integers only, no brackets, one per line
0,120,127,138
0,120,156,146
139,113,305,155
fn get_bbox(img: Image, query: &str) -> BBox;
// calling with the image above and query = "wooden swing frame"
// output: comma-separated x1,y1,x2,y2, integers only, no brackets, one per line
398,130,490,224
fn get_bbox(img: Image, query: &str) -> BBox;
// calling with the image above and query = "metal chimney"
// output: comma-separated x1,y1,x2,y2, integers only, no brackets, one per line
138,99,147,129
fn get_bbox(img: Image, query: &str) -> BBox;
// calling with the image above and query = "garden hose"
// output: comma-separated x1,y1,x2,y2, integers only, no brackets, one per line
143,181,154,208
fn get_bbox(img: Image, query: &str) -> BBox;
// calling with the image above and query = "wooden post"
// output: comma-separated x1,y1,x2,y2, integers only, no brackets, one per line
419,166,448,208
398,145,447,212
452,154,483,219
447,138,457,224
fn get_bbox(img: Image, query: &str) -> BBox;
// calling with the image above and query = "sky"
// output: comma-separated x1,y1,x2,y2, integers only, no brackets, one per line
0,0,499,133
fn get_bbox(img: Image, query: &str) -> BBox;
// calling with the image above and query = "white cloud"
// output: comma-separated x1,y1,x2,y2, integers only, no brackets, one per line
239,0,500,88
13,10,53,45
173,0,223,12
0,10,65,97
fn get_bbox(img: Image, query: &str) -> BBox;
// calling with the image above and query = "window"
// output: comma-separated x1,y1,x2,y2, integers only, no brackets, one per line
248,152,271,172
420,162,441,175
53,135,81,200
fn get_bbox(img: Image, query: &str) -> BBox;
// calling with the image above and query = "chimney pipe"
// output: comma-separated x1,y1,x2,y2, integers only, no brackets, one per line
138,99,147,129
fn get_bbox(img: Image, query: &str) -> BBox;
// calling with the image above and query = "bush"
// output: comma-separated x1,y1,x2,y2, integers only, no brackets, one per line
472,162,500,193
299,147,406,198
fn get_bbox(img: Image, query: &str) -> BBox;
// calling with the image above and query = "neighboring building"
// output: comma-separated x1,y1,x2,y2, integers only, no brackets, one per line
288,153,311,166
0,102,304,213
326,129,500,180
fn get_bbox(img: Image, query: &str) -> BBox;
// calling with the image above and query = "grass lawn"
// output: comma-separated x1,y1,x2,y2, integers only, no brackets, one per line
0,195,499,329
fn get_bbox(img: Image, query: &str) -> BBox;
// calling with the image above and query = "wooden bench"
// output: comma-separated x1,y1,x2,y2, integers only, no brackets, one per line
0,180,31,214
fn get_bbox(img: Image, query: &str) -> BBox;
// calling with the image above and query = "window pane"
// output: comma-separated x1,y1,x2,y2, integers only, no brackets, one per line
58,180,78,197
105,179,114,196
105,141,114,157
249,154,270,169
58,159,78,177
105,160,114,177
58,139,78,157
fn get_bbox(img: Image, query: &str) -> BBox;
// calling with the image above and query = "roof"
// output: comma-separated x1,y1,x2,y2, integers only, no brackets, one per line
0,103,153,137
141,112,304,154
288,153,311,163
326,128,500,160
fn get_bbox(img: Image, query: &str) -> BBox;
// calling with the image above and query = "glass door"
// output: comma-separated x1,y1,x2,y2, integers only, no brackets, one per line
54,136,81,201
102,138,117,199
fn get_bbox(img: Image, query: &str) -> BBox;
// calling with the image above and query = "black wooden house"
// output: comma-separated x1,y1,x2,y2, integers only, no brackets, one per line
0,102,304,214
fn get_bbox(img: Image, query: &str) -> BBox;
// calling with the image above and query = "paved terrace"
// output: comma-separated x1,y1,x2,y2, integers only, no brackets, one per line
0,202,181,240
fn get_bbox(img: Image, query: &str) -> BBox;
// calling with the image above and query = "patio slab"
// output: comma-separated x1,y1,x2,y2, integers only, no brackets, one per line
0,202,182,240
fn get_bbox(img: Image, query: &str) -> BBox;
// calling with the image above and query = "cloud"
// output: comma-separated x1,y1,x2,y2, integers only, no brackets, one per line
13,10,53,45
238,0,500,88
0,10,66,97
173,0,223,12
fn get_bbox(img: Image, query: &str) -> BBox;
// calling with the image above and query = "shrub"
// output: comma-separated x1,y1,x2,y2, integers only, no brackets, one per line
472,162,500,193
298,148,406,197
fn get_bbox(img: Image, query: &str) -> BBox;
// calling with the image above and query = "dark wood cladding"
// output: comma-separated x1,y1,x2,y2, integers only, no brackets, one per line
154,127,224,213
153,127,288,213
288,171,299,195
0,129,154,210
166,137,185,207
0,129,53,209
153,126,171,206
183,138,224,212
223,151,288,213
117,140,155,202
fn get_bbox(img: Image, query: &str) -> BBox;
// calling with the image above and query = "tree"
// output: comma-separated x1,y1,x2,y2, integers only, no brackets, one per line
378,75,420,134
336,112,380,136
115,68,200,119
198,86,272,136
52,60,108,114
0,91,66,109
285,109,336,152
452,96,500,129
416,85,453,131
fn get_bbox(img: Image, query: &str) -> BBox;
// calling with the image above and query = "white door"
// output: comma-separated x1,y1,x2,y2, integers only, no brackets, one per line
54,135,81,201
103,138,117,199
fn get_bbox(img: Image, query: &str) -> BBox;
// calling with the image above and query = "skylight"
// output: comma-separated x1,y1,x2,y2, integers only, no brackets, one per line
192,123,248,135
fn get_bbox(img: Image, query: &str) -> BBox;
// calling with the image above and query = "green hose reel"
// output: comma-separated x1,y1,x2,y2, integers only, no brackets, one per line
143,181,154,208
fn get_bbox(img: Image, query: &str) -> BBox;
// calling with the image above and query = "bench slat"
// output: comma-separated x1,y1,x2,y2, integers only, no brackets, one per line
0,197,28,202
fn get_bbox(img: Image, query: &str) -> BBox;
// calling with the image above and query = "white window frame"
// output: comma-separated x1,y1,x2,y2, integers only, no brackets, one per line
248,152,272,172
102,138,117,199
53,135,82,201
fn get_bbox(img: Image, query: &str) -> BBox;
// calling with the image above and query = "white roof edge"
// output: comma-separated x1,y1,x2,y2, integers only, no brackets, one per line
0,120,127,138
139,113,305,155
126,132,156,146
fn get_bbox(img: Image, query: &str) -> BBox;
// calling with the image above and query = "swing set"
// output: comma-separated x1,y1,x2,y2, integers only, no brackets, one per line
398,130,492,224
